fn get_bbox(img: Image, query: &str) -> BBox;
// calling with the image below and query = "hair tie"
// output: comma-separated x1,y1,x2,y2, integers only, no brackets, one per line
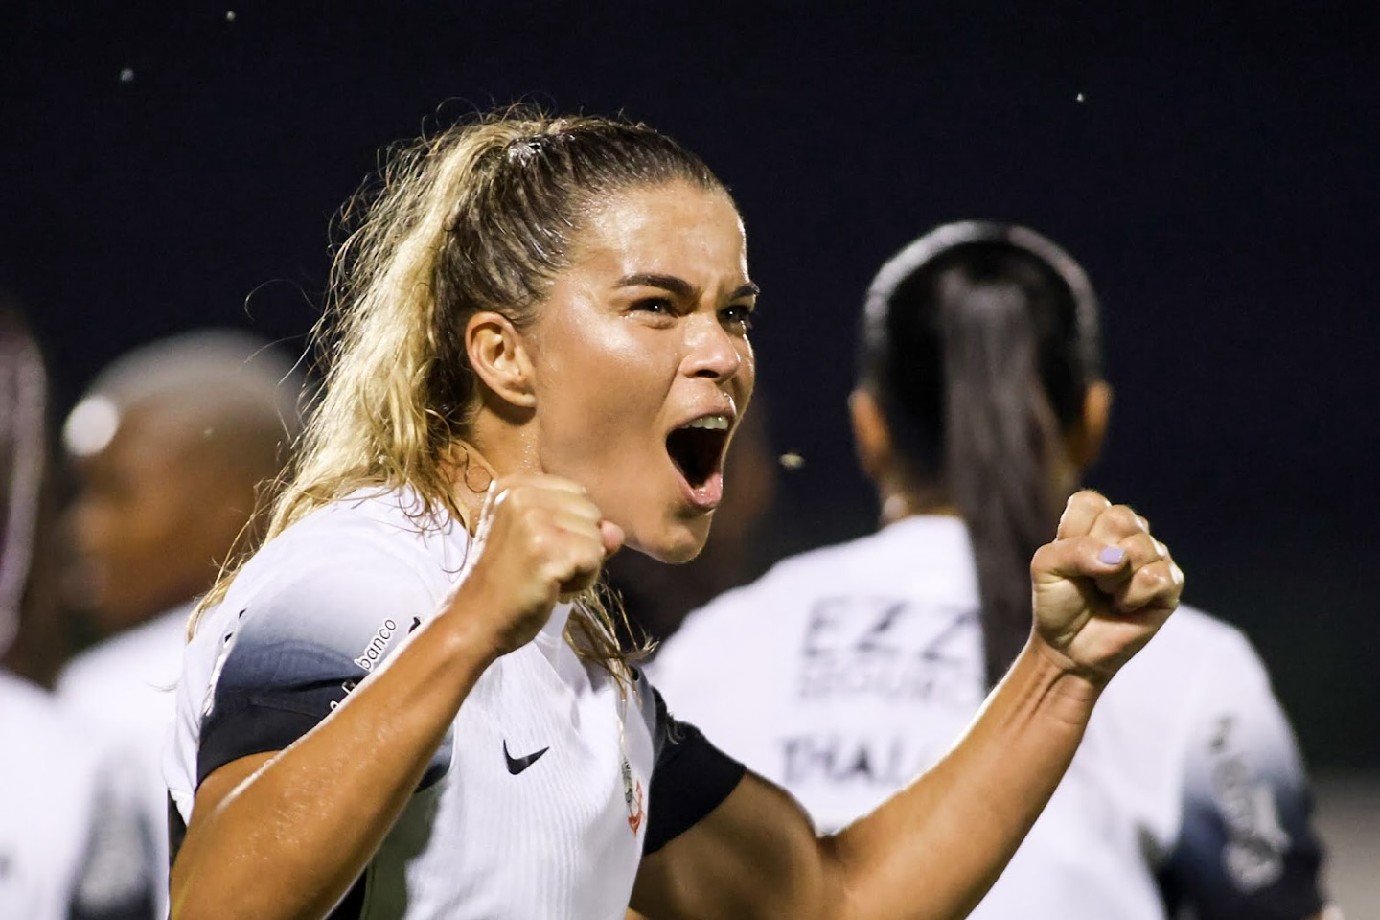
506,135,549,163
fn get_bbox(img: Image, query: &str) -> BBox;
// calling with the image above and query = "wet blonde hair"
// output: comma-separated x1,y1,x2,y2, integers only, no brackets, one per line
199,107,726,674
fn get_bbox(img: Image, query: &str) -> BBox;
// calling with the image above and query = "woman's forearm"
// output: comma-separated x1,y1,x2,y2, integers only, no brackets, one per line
828,639,1101,920
170,600,499,920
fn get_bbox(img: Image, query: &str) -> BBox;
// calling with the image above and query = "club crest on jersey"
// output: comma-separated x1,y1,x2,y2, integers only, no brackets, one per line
622,757,645,835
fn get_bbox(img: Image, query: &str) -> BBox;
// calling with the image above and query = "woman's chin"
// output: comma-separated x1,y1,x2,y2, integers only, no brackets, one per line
625,519,710,565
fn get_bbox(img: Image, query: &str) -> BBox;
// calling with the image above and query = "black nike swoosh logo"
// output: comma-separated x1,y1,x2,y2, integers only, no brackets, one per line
503,740,550,775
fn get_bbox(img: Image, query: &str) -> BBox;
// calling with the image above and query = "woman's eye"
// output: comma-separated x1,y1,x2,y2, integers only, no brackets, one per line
632,297,674,315
722,305,755,330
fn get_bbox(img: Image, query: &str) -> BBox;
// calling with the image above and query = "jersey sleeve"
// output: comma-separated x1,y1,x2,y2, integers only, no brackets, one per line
1159,631,1327,919
195,553,445,789
642,679,746,856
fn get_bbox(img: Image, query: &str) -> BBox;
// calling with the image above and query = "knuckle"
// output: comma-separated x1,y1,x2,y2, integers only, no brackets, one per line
1137,564,1171,592
1068,490,1106,513
1127,533,1158,558
526,526,554,556
1106,505,1141,530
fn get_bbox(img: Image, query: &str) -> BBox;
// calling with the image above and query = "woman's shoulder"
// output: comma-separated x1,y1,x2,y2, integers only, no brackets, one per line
1116,605,1259,685
250,489,463,583
210,489,467,640
1094,605,1273,740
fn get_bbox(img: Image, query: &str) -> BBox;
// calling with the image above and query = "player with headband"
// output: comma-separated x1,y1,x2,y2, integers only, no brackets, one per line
165,116,1184,920
653,221,1333,919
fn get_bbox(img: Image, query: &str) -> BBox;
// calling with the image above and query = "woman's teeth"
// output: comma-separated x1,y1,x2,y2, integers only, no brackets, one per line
686,414,730,431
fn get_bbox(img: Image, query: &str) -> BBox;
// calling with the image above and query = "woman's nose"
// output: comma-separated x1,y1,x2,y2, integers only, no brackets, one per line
680,314,743,380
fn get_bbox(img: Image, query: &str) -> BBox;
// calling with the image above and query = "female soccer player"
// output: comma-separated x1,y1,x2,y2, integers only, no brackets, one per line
165,116,1184,920
654,221,1331,919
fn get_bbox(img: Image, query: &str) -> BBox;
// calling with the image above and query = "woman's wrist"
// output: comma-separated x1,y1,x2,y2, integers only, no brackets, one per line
1015,636,1106,727
433,581,509,671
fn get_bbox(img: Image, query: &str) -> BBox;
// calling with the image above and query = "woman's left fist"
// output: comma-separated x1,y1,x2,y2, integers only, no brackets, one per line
1029,490,1185,684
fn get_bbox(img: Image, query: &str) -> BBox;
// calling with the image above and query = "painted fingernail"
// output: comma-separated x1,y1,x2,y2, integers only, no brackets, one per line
1098,546,1126,565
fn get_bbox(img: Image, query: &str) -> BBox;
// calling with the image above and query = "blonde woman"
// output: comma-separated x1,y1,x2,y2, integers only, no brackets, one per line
164,112,1184,920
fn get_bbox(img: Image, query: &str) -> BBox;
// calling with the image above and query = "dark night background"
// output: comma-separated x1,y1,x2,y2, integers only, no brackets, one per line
2,3,1376,767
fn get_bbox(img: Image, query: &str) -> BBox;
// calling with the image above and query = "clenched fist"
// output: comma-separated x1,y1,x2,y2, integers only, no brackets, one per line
1030,490,1184,684
444,473,624,657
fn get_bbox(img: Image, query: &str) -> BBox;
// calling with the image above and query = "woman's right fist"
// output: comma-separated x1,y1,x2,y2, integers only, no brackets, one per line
446,474,623,657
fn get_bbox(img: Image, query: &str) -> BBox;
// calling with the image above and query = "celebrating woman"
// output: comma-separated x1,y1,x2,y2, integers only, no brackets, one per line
165,112,1183,919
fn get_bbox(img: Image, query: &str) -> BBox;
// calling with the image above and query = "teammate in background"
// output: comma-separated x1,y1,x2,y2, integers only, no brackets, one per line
165,112,1183,920
653,221,1334,920
57,331,303,913
0,307,157,920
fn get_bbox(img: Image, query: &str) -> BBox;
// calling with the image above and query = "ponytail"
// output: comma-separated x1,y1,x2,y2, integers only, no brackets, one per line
860,221,1100,686
940,279,1066,685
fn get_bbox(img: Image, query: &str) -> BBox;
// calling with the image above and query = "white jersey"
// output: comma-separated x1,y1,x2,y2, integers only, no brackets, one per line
58,602,188,917
0,671,157,920
652,515,1327,920
166,489,737,920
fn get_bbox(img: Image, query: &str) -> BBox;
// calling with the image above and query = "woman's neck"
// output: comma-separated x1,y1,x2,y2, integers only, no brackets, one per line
880,488,959,527
439,440,501,528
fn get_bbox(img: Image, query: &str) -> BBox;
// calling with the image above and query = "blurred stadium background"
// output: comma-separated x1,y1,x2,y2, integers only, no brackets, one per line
3,3,1375,912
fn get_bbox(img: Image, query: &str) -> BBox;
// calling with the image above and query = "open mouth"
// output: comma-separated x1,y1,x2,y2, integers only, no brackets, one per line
665,414,731,493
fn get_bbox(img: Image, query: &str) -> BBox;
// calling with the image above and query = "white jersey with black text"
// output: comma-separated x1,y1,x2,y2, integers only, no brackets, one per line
0,671,158,920
59,602,188,918
652,515,1327,920
165,488,743,920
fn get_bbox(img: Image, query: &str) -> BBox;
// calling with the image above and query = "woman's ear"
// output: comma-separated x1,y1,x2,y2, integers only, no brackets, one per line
466,311,537,409
848,387,894,485
1068,379,1113,470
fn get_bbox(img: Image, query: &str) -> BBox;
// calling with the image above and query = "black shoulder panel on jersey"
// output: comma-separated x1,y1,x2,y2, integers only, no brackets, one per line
1157,787,1326,920
197,680,343,786
168,794,186,869
1156,715,1327,920
643,686,746,856
197,684,449,791
196,603,449,791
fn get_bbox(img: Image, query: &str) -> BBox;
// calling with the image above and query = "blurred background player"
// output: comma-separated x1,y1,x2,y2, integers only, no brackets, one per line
0,304,157,919
55,330,304,909
653,222,1336,920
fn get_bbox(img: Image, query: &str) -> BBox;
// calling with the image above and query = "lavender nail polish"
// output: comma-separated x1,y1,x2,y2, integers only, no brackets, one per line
1098,546,1126,565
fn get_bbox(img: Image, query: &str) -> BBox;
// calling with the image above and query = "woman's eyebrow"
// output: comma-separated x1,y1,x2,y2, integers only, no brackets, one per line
614,274,760,301
615,273,695,298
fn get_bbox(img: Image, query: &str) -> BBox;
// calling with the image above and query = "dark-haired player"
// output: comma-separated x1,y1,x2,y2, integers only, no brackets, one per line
654,222,1333,920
